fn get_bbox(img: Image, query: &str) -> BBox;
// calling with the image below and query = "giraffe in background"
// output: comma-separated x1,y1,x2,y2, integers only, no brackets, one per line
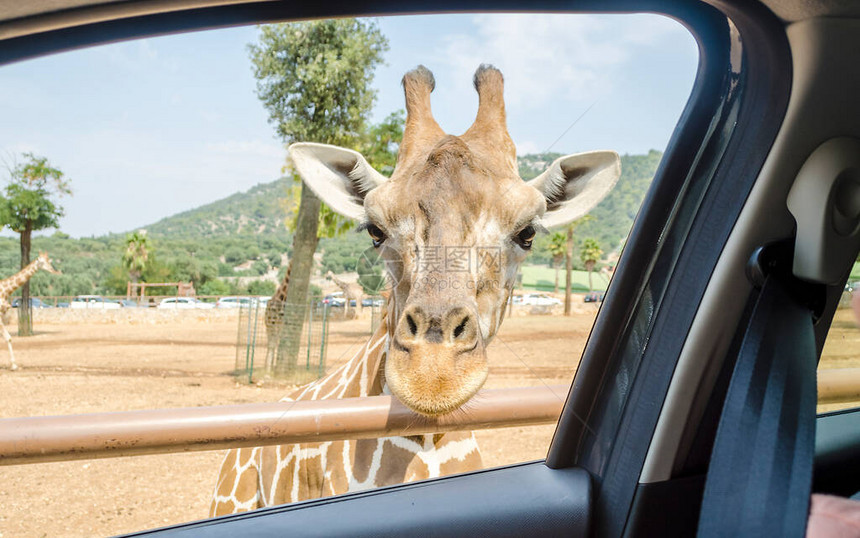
211,65,621,514
0,252,60,371
325,270,364,318
263,261,292,369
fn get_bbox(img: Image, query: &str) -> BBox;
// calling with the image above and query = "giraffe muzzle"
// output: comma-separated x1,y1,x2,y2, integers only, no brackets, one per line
386,303,488,417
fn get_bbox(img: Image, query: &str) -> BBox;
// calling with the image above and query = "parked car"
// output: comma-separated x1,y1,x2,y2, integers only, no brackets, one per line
323,293,346,307
120,299,139,308
157,297,215,310
70,295,121,310
11,297,46,308
361,298,384,307
215,296,251,309
583,291,604,303
520,293,562,306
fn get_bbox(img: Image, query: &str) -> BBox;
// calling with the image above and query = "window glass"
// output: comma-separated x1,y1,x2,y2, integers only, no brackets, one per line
0,13,697,535
818,281,860,414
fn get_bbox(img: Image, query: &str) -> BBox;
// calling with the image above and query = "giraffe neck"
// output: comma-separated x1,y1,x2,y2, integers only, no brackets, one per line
211,299,483,515
0,259,42,299
287,312,390,402
274,261,292,302
329,275,351,295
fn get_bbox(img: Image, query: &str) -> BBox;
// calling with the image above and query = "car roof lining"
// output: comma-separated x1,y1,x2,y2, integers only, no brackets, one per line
0,0,265,40
1,0,860,45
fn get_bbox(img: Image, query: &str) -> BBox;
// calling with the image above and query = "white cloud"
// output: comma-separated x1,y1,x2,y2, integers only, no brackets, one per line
437,14,685,109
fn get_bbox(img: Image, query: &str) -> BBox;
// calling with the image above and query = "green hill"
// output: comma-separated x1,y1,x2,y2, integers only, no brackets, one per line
519,150,662,258
0,151,659,298
142,150,659,251
146,178,292,238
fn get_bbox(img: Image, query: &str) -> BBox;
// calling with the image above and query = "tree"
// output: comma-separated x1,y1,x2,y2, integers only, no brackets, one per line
360,110,405,177
168,256,218,286
0,154,71,336
580,238,603,292
123,230,150,284
548,232,567,294
563,215,594,316
199,279,231,296
283,111,405,239
249,20,388,375
247,280,276,296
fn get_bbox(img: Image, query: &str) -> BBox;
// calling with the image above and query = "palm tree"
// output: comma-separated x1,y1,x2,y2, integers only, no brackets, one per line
123,230,150,284
580,238,603,292
548,232,566,294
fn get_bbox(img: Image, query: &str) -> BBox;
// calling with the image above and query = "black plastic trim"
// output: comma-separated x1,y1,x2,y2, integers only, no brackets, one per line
814,409,860,497
0,0,764,67
127,463,591,537
624,474,706,537
548,0,729,471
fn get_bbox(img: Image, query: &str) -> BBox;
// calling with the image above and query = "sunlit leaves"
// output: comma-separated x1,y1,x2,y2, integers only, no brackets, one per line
248,20,389,147
0,153,70,234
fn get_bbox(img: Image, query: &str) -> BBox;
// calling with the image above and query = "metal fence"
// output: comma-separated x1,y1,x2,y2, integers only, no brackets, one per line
235,297,331,384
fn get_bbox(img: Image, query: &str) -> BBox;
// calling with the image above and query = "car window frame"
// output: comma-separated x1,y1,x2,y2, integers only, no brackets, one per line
0,1,792,536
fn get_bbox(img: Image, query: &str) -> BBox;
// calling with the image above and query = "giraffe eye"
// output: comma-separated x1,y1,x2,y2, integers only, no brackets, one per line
366,224,386,248
514,225,536,249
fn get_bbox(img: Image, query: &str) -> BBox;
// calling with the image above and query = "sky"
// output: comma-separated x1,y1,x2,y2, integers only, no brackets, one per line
0,13,697,238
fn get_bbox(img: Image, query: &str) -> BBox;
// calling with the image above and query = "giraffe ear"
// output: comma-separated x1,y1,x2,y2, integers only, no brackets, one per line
527,151,621,228
289,143,388,221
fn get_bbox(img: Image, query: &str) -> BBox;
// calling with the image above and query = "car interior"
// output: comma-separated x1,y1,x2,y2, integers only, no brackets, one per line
2,0,860,536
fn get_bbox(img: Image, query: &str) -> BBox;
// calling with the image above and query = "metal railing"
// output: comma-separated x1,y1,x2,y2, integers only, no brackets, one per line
1,370,858,467
818,368,860,404
0,385,567,466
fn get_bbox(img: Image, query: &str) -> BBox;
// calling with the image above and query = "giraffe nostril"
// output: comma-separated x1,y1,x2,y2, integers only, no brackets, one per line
453,317,468,340
406,314,418,337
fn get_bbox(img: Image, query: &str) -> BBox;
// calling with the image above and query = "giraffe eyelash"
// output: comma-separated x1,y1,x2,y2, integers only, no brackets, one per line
358,221,386,247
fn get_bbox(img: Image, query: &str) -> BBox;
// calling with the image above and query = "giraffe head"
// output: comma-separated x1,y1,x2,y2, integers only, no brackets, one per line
36,252,60,275
291,65,620,416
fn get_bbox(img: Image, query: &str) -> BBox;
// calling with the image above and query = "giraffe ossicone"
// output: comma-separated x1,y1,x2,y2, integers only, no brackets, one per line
0,252,60,371
211,64,621,515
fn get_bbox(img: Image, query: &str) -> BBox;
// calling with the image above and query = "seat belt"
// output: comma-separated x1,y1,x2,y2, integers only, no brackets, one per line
697,245,819,537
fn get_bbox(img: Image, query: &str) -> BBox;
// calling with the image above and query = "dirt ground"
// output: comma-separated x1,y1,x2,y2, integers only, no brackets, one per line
3,303,857,537
0,305,600,537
